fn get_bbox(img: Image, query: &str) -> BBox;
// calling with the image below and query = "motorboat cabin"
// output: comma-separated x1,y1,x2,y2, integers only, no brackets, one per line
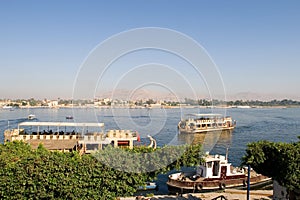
167,152,271,192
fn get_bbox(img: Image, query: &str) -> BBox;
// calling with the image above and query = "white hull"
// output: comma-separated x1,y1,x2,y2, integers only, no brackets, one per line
178,125,235,133
167,153,271,193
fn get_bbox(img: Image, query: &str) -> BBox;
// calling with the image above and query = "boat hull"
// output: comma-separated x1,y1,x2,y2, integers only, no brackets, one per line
178,126,235,134
137,182,158,191
167,176,272,193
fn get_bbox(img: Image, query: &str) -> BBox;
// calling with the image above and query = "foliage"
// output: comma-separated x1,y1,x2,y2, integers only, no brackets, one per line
94,144,203,181
145,99,155,105
242,139,300,191
184,98,300,107
0,141,202,199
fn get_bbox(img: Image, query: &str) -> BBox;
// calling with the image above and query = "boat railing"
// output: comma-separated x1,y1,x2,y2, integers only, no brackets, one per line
11,134,81,142
211,195,228,200
9,129,137,142
106,129,136,139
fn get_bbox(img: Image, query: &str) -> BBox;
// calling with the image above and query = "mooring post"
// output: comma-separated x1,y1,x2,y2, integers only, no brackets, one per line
247,164,250,200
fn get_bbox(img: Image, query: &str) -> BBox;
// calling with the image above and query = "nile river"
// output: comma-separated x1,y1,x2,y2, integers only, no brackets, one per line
1,107,299,194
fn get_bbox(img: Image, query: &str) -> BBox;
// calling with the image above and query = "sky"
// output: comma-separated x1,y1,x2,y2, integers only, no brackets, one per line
0,0,300,100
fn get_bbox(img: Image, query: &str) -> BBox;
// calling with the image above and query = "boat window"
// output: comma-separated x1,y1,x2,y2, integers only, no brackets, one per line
86,144,99,151
213,161,220,176
207,161,212,168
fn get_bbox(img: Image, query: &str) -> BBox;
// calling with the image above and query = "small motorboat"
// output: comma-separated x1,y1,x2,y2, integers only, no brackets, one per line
167,152,271,193
28,114,36,120
138,182,158,191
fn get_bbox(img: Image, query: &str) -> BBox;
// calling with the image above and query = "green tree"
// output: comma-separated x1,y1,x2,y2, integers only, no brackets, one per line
145,99,155,105
242,138,300,192
0,141,203,199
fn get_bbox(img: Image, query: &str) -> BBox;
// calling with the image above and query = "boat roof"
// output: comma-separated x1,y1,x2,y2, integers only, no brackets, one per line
204,154,226,161
18,121,104,127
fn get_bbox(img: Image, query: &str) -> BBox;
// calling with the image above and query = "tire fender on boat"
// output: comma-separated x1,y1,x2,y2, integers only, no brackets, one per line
243,180,247,187
196,183,203,191
219,183,226,189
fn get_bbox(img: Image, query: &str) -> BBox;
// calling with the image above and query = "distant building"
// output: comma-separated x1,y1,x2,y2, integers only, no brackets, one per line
150,103,161,108
94,98,111,106
0,100,6,107
47,100,58,108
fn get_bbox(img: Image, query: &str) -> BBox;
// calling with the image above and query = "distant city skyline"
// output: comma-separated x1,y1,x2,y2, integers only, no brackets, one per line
1,1,300,100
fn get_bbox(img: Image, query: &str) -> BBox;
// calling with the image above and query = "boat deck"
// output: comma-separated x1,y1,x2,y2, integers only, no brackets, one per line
4,121,139,152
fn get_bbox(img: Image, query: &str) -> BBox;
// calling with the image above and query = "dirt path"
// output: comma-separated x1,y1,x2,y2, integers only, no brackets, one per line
120,189,273,200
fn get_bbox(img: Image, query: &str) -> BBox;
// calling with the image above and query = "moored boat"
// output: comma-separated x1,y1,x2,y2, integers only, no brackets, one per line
4,121,142,153
167,152,271,193
137,182,158,191
178,114,236,133
28,114,36,120
2,105,13,109
66,116,73,120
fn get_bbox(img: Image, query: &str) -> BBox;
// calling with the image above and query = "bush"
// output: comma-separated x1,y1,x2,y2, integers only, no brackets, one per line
242,138,300,191
0,141,202,199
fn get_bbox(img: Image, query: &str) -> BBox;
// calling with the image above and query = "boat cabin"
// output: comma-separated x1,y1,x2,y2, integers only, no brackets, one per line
167,152,270,192
4,121,139,153
196,154,245,179
178,113,236,133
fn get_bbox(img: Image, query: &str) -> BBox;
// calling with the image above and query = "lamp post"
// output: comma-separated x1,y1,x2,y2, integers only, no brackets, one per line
247,164,250,200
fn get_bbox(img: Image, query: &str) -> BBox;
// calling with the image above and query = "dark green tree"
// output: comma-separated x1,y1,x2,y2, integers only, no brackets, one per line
242,138,300,192
0,141,203,199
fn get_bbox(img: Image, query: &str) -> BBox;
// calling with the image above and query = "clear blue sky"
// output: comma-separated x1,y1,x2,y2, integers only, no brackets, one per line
1,0,299,100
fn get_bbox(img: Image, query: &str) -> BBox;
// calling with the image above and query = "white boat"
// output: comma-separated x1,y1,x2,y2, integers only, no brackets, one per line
4,121,141,153
167,152,271,192
178,113,236,133
138,182,158,191
66,116,73,120
28,114,36,120
3,105,13,109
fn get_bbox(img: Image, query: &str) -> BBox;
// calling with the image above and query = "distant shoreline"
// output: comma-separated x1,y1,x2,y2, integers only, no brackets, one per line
2,105,299,109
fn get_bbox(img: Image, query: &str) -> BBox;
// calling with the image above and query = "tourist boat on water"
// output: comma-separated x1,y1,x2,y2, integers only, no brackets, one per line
4,121,142,153
2,105,13,109
167,152,271,193
178,114,236,133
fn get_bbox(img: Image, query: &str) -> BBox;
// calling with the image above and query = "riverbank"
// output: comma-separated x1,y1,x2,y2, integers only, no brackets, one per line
120,189,273,200
3,105,299,109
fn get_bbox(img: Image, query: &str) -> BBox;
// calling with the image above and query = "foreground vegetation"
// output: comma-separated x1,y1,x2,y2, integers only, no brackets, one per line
242,136,300,192
0,141,202,199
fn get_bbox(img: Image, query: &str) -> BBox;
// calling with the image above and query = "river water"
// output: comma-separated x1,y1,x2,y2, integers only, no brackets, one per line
1,107,299,194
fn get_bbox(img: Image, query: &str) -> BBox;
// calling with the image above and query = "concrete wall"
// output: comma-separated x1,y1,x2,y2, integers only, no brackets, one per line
273,180,300,200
